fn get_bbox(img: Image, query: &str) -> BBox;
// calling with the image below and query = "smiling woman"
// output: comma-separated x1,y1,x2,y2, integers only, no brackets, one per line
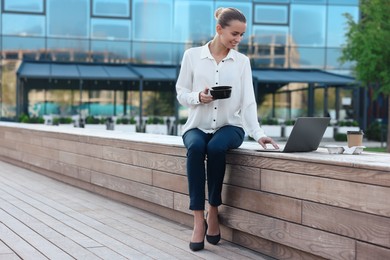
176,7,279,252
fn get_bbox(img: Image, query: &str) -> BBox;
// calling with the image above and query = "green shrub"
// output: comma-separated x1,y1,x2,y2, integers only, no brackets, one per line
365,121,387,141
146,117,164,124
285,119,296,126
18,114,29,123
60,117,72,124
338,120,359,127
18,114,44,124
261,117,279,125
53,117,72,125
85,116,100,124
116,117,136,124
334,133,347,141
179,118,187,124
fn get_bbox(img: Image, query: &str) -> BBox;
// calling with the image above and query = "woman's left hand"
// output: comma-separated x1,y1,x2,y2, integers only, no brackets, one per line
258,137,279,150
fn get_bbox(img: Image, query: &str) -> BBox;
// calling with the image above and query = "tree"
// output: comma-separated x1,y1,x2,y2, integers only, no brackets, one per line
340,0,390,152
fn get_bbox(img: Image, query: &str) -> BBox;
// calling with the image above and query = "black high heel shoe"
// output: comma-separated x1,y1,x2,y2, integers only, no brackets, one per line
189,220,208,251
206,213,221,245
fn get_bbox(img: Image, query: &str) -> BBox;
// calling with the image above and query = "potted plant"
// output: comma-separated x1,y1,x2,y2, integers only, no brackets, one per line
85,115,106,130
260,117,282,138
145,116,167,135
53,117,73,127
115,117,137,132
18,114,45,124
336,120,360,134
283,119,296,137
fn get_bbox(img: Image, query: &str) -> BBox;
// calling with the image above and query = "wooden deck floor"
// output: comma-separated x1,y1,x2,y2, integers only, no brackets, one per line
0,160,274,260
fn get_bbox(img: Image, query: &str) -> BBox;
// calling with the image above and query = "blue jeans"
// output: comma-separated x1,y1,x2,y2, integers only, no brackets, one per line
182,125,245,210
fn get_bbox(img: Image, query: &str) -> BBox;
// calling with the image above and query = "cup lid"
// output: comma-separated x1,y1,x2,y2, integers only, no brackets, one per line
347,130,363,135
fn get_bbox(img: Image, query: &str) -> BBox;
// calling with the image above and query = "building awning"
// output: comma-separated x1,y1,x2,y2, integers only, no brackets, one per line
252,68,356,85
17,62,140,81
131,65,177,81
17,61,357,89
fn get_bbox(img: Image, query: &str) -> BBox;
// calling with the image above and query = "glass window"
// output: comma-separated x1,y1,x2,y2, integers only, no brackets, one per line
47,0,89,38
215,2,252,43
92,0,130,18
3,36,45,53
292,47,325,68
253,0,289,3
47,39,89,61
173,1,214,43
4,0,44,13
328,0,359,5
132,41,173,65
327,6,359,47
290,5,326,46
2,14,45,36
133,0,172,41
252,25,289,45
326,48,355,70
254,5,288,25
91,19,131,40
291,0,326,4
91,40,131,61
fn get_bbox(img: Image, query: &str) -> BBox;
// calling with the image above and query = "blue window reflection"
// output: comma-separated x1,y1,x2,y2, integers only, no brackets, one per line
47,0,89,38
327,6,359,47
328,0,359,5
290,5,326,46
92,0,130,18
2,14,45,36
4,0,44,13
254,4,288,25
293,47,325,68
91,19,131,40
326,48,355,70
91,40,131,61
3,36,45,53
253,25,289,45
291,0,326,4
253,0,289,3
47,39,89,61
133,0,172,41
173,1,214,43
133,41,173,64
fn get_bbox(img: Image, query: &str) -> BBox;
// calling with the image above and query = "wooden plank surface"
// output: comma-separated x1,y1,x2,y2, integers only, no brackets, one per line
356,241,390,260
220,205,355,260
261,169,390,217
222,185,302,223
303,201,390,248
0,160,273,260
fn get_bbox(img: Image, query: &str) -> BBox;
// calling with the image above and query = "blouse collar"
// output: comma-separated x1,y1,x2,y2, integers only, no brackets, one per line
200,41,236,62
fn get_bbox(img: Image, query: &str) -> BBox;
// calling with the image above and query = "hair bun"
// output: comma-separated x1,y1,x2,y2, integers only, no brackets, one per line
215,7,224,20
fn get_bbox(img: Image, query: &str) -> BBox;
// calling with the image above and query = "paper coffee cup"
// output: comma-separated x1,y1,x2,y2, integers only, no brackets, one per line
347,130,363,147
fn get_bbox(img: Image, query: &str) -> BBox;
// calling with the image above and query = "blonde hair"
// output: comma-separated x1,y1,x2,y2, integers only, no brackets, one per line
215,7,246,28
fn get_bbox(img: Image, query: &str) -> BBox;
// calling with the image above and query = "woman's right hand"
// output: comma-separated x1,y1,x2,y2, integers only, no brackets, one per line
199,87,213,104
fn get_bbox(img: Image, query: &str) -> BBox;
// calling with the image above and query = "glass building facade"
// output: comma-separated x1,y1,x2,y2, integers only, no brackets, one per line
0,0,361,122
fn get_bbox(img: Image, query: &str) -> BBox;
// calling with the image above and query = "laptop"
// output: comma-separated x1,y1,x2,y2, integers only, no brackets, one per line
258,117,331,153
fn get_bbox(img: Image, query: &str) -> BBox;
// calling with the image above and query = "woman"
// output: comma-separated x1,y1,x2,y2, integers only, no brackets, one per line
176,7,279,251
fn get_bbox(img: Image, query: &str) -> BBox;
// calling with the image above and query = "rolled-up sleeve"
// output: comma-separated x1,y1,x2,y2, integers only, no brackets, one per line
176,50,201,107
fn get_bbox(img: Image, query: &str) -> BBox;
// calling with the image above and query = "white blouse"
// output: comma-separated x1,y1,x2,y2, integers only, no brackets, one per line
176,42,266,141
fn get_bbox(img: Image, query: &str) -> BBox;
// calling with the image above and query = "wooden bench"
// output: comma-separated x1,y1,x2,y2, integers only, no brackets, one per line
0,122,389,259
